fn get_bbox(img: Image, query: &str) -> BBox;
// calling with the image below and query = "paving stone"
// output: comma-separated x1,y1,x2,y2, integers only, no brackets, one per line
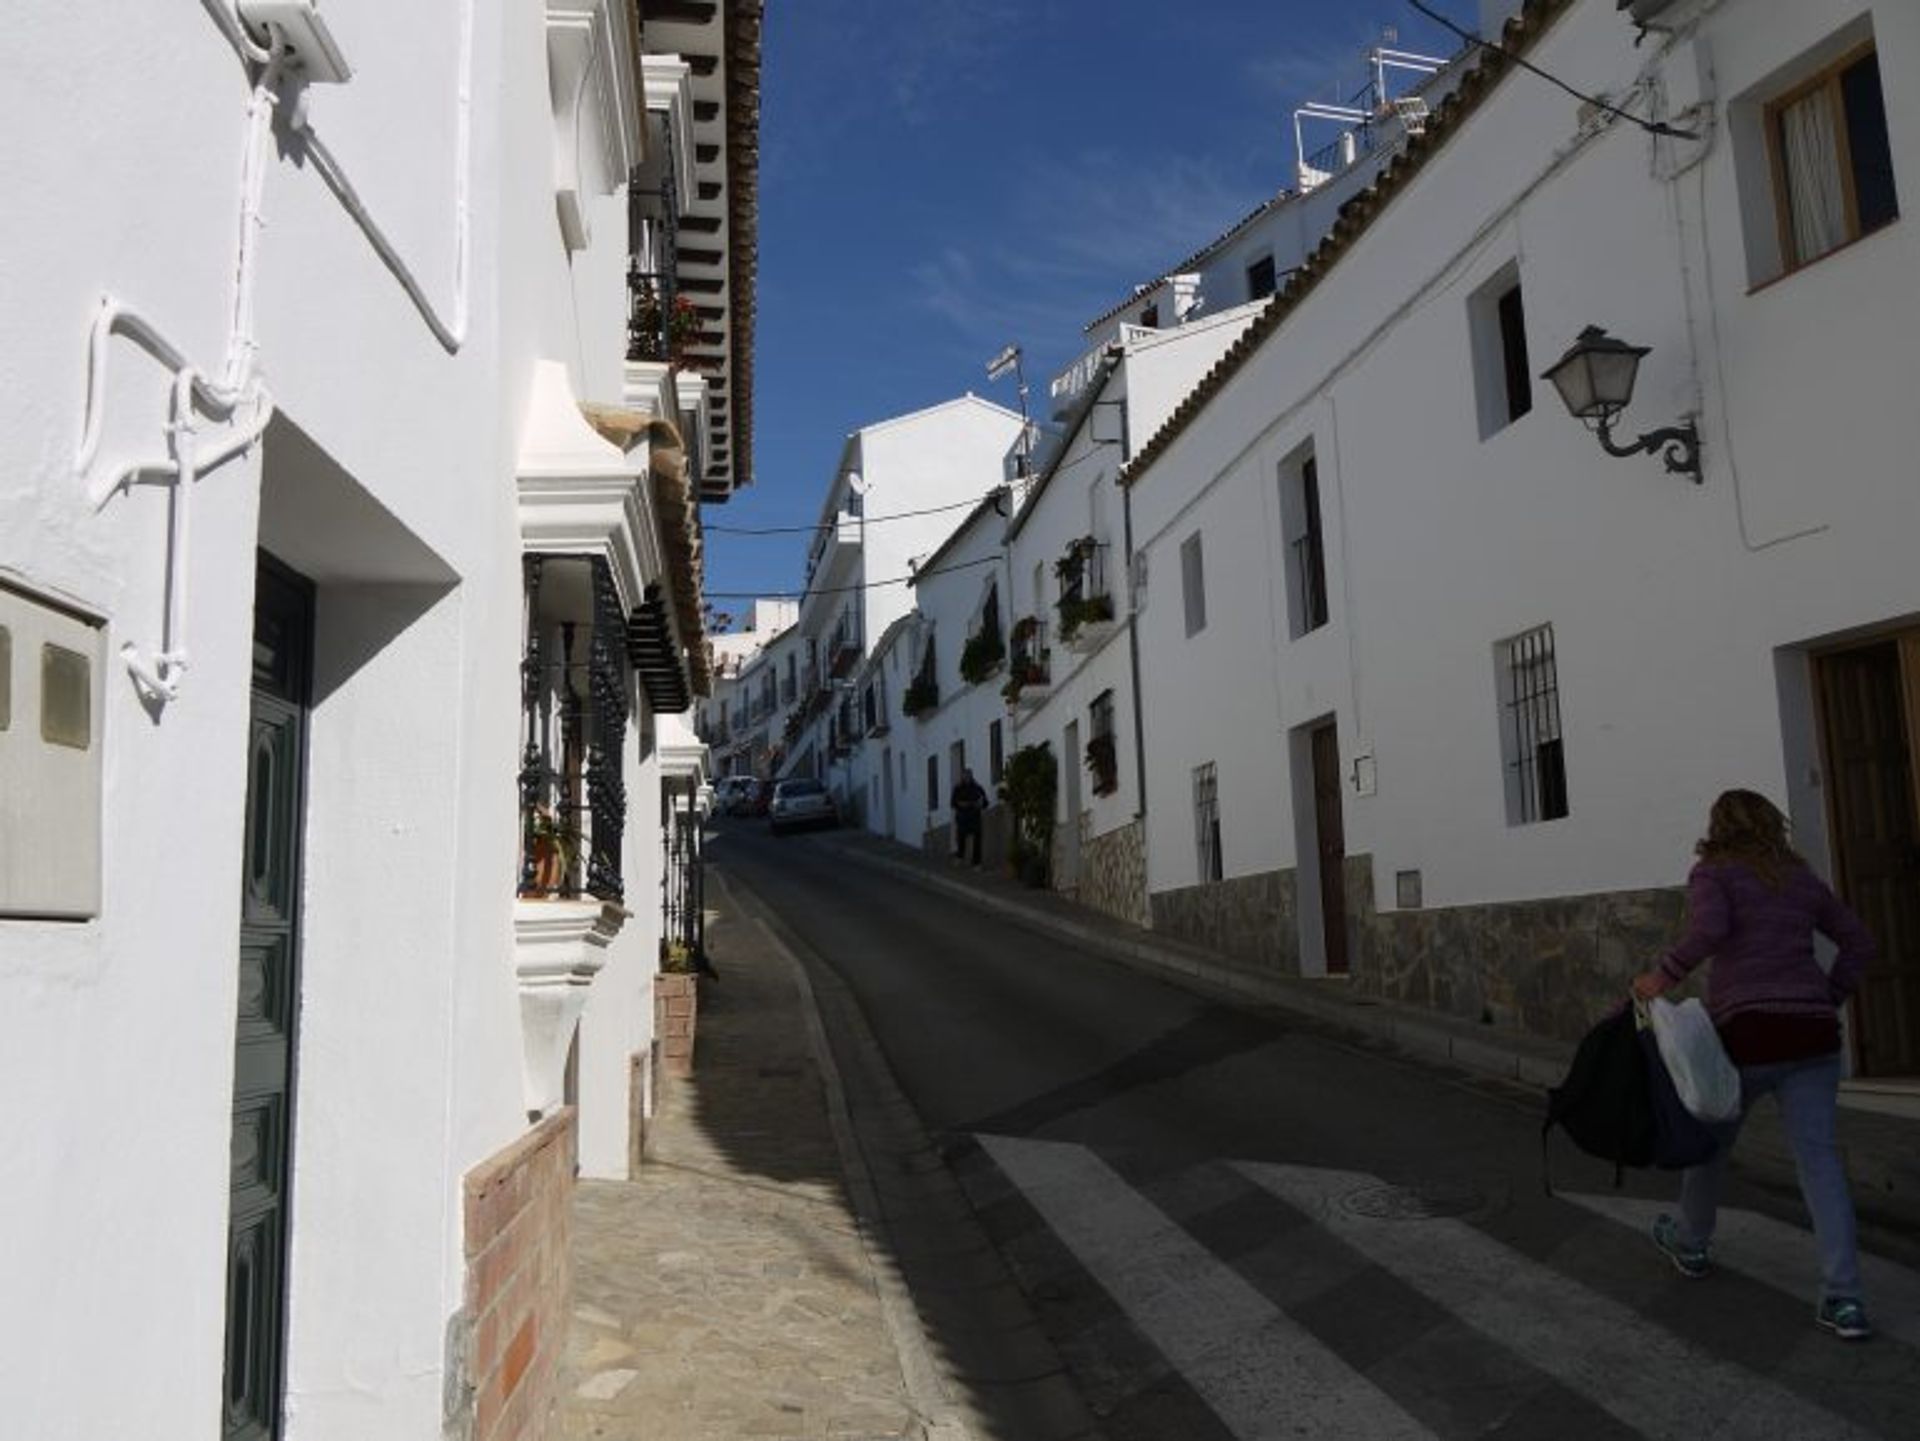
560,900,916,1441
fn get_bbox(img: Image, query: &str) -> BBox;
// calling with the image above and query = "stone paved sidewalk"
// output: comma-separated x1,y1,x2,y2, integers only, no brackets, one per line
561,879,919,1440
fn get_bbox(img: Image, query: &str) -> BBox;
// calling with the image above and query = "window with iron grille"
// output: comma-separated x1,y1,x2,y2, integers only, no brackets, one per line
989,719,1005,785
1280,449,1328,637
927,754,939,812
1193,762,1222,883
1498,624,1569,825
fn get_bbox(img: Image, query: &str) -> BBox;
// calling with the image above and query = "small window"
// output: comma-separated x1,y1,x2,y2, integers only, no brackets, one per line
1139,303,1160,329
1498,624,1568,825
1469,263,1532,438
1280,450,1329,637
1180,532,1207,637
927,754,939,811
1768,44,1899,272
989,719,1005,786
1194,762,1222,883
42,643,92,751
0,625,9,731
1247,254,1277,300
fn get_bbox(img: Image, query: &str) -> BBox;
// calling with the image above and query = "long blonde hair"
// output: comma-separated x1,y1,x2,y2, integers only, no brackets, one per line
1695,789,1801,889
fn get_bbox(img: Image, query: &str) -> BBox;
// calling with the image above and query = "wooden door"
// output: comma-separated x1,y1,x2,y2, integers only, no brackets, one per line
223,556,311,1438
1817,639,1920,1075
1311,721,1349,976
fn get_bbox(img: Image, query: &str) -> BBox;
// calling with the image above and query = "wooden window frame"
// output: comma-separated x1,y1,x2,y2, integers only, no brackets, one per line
1763,39,1895,279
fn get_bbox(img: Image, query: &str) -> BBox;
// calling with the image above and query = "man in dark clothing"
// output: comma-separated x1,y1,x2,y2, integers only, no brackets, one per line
950,767,988,868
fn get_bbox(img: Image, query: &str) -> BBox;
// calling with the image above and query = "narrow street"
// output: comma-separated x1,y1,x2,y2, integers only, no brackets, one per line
709,820,1920,1441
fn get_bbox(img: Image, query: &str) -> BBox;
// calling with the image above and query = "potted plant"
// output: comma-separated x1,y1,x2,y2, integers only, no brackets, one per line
521,806,582,896
959,626,1006,684
902,675,939,717
999,743,1057,887
1085,732,1119,795
1057,593,1114,644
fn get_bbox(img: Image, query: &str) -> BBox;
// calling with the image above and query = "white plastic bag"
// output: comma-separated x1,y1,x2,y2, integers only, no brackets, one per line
1648,997,1741,1123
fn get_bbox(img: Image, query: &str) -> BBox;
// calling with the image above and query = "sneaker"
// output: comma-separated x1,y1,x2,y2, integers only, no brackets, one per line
1652,1214,1712,1279
1816,1297,1873,1340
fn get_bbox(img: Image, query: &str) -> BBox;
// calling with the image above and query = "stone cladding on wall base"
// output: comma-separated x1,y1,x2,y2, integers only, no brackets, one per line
1150,868,1300,975
1146,854,1687,1045
459,1107,576,1441
1350,855,1687,1044
1078,818,1149,928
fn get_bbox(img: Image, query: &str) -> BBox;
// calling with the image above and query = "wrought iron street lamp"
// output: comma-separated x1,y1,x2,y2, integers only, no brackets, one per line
1540,325,1702,483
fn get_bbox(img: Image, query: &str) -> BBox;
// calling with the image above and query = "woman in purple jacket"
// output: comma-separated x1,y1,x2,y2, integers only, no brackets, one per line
1631,789,1876,1339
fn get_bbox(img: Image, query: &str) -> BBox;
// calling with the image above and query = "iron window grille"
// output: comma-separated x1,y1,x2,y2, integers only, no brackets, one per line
1501,623,1568,825
518,555,628,901
1194,762,1223,883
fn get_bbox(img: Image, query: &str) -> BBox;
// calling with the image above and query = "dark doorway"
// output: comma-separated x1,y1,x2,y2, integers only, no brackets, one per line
1311,721,1350,976
223,554,312,1438
1817,636,1920,1076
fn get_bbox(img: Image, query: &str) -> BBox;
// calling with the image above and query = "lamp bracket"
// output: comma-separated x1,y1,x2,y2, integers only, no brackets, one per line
1595,414,1702,484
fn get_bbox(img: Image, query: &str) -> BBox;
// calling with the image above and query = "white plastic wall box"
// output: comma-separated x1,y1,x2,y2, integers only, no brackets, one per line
0,582,106,918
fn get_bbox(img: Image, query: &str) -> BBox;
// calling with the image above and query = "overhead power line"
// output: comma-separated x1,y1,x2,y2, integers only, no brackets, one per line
703,554,1001,601
703,488,1009,536
1404,0,1698,140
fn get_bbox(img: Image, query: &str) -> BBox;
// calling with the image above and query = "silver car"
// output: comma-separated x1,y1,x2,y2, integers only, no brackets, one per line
768,778,836,835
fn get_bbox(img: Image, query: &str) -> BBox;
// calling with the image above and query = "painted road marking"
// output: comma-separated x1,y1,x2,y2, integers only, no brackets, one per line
1563,1191,1920,1349
1238,1162,1881,1441
978,1134,1433,1440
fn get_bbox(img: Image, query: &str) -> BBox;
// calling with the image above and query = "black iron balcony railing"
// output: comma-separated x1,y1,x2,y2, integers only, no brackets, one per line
518,555,627,903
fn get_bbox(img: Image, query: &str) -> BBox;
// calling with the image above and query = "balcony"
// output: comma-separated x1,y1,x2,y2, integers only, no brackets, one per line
627,265,701,369
805,509,864,587
517,554,627,906
827,621,862,677
1055,540,1117,655
1002,619,1052,710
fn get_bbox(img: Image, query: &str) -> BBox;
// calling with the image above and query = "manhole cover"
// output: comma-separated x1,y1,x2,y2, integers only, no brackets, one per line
1335,1180,1485,1221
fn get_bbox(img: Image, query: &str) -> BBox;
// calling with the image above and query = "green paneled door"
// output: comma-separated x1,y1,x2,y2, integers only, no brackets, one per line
223,556,311,1440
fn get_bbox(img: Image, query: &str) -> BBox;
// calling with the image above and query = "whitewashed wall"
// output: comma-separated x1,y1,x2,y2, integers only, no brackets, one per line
1129,0,1920,944
902,508,1013,845
0,0,662,1433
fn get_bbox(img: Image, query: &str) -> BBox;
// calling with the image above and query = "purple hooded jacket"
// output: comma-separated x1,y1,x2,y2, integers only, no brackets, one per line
1657,859,1875,1025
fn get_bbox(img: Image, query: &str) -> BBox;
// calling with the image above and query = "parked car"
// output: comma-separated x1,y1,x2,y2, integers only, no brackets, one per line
768,778,836,835
713,775,761,817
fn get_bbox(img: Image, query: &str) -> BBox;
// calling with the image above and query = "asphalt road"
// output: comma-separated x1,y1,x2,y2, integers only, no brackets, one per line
711,819,1920,1441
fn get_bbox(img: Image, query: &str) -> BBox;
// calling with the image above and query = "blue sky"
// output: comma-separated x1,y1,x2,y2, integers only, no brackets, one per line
703,0,1480,619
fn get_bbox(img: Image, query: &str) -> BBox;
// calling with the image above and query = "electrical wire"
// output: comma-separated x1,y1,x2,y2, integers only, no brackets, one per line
703,554,1001,600
1404,0,1697,139
703,489,1008,535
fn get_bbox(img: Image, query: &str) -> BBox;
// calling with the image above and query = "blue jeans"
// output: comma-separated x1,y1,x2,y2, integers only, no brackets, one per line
1676,1052,1861,1300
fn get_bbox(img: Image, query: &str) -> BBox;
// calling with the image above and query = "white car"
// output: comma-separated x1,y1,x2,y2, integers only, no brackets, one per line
768,778,836,835
714,776,761,817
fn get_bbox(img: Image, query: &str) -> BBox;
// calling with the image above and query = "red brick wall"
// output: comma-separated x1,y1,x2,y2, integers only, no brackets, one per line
463,1107,575,1441
655,973,698,1081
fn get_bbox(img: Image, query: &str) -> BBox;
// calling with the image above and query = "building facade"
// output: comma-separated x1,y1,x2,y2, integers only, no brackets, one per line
0,2,758,1437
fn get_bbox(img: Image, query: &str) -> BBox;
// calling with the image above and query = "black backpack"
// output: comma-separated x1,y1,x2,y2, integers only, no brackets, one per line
1544,1005,1652,1190
1543,1003,1720,1192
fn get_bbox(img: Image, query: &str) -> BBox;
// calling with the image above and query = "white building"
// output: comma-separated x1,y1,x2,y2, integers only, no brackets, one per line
889,496,1017,860
782,396,1025,800
701,595,797,774
1121,0,1920,1075
0,2,759,1437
